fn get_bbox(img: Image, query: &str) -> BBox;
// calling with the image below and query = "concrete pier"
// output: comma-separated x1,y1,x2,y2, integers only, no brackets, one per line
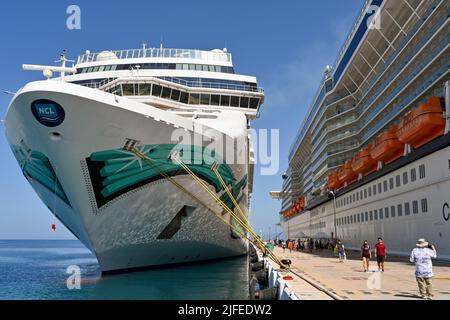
265,246,450,300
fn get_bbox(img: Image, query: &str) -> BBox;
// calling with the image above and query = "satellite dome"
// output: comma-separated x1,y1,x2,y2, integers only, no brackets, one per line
96,51,118,61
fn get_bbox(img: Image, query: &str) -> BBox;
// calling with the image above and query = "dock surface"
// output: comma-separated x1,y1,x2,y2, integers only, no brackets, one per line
271,246,450,300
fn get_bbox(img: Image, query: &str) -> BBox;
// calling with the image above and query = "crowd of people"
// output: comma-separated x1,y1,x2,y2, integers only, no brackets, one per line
267,237,437,299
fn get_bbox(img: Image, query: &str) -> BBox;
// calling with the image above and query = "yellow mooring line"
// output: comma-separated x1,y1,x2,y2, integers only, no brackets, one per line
127,146,287,269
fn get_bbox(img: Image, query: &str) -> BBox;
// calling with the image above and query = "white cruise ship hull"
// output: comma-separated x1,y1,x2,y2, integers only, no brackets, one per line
5,80,250,272
282,137,450,260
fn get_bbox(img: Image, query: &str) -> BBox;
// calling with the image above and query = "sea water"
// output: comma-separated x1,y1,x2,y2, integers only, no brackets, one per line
0,240,249,300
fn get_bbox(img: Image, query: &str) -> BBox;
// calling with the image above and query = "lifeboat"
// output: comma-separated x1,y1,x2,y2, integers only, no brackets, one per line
370,125,404,165
397,97,445,149
327,170,343,190
351,143,377,176
337,160,358,185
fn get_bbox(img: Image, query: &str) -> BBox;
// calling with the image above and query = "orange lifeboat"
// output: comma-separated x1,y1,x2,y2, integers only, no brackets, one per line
327,170,343,190
351,143,377,176
397,97,445,149
337,160,358,185
370,125,404,165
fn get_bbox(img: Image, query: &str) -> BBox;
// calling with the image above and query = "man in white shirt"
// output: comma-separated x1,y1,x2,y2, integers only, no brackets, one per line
410,238,437,299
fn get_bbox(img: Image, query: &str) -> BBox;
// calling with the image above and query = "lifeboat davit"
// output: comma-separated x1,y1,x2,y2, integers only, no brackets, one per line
327,170,343,190
370,125,404,165
397,97,445,149
337,160,358,185
351,143,377,176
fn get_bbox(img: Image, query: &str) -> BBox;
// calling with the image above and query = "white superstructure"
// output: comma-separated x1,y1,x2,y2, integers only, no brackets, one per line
4,46,264,272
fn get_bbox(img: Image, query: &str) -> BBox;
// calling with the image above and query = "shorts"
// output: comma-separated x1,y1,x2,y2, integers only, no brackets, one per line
377,255,385,263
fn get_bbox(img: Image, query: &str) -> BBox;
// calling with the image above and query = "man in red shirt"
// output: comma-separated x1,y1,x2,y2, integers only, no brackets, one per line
375,237,387,272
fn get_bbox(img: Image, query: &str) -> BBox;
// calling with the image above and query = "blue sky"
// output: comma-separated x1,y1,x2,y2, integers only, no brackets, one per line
0,0,362,239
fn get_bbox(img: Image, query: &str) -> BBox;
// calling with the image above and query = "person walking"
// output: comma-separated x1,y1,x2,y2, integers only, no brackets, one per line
337,240,346,262
361,240,372,272
410,239,437,299
281,240,286,253
375,237,387,272
287,240,294,253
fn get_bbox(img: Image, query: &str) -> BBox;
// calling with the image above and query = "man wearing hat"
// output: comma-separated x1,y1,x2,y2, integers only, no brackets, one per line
409,239,437,299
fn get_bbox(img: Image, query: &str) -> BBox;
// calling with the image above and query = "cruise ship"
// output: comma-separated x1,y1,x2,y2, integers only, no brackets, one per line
274,0,450,259
4,46,264,272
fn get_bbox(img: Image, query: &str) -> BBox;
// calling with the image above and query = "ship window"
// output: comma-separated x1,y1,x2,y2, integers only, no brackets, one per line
384,207,389,219
202,65,209,72
161,87,172,99
139,84,151,96
220,95,230,107
195,65,202,71
81,68,88,73
209,65,215,72
215,65,221,72
397,204,403,216
396,175,401,187
405,202,410,215
211,95,220,106
175,63,182,70
383,180,388,192
200,94,210,105
189,64,196,70
180,91,189,104
421,199,428,212
122,83,134,96
365,212,368,221
412,200,419,214
389,178,394,190
98,66,105,72
152,84,162,97
378,183,382,194
369,211,373,221
419,164,426,179
390,206,395,218
230,96,239,107
403,172,408,185
87,67,94,73
368,187,372,197
240,97,249,108
379,209,383,220
411,168,416,182
189,93,200,105
104,65,111,71
249,98,259,109
171,89,181,101
182,64,189,70
93,67,99,72
110,65,117,71
373,185,376,196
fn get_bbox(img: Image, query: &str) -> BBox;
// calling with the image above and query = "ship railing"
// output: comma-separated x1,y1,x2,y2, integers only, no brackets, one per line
77,48,232,64
157,76,264,93
79,78,116,89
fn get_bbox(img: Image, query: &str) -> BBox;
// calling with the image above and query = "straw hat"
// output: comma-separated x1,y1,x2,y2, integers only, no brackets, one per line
416,238,429,247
